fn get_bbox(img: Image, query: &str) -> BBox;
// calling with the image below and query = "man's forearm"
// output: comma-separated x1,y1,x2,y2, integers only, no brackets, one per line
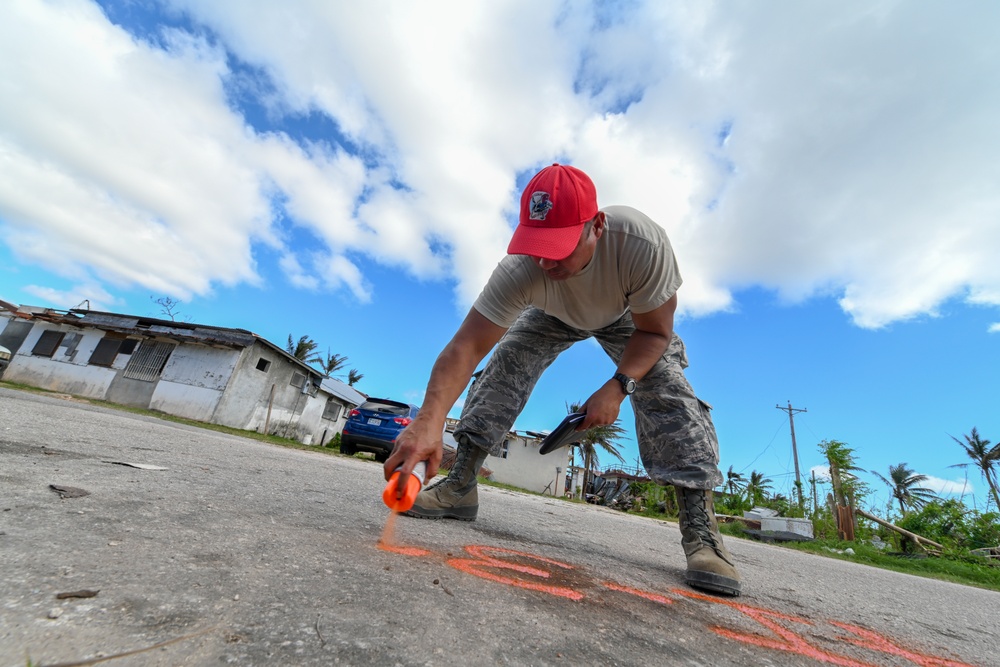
616,329,672,381
417,341,481,426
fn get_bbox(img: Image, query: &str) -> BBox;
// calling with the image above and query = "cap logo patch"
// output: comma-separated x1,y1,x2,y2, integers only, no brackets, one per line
528,191,554,220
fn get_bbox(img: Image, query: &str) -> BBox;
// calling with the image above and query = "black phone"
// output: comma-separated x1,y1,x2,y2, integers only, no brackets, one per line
539,412,586,455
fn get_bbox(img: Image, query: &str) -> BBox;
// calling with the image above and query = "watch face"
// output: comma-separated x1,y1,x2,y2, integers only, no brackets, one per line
615,373,636,394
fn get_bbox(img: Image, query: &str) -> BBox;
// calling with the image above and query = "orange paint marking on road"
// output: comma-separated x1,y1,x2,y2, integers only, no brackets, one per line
380,540,980,667
377,511,432,557
674,588,898,667
831,621,978,667
447,545,584,601
601,581,675,605
379,543,433,557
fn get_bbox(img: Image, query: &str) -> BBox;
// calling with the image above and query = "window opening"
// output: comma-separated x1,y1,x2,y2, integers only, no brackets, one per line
323,399,342,421
89,336,123,367
31,330,64,357
255,358,271,372
122,341,174,381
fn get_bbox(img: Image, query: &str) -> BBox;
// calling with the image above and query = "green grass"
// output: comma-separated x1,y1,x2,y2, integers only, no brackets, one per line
785,539,1000,592
715,517,1000,592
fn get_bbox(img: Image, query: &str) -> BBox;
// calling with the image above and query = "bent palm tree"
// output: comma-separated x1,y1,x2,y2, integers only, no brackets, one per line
873,463,937,514
950,427,1000,511
724,465,746,500
347,368,364,387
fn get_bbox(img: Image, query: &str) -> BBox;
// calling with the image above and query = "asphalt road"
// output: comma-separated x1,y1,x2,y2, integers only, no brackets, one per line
1,387,997,667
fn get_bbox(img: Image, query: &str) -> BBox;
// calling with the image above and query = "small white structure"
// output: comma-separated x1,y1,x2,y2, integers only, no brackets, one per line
486,432,568,496
760,516,815,539
441,419,568,496
0,303,364,445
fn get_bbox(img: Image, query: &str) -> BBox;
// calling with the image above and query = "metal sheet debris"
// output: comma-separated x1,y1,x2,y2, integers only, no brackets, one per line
105,462,168,470
49,484,90,499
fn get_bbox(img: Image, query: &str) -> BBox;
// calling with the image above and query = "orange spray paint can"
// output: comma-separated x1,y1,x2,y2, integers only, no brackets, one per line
382,461,426,512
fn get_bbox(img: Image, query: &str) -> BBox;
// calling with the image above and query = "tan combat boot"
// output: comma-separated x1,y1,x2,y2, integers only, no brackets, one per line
405,439,488,521
676,486,742,596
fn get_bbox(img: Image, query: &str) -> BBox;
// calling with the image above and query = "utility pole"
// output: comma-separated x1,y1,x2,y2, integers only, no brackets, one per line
776,401,807,510
811,469,818,516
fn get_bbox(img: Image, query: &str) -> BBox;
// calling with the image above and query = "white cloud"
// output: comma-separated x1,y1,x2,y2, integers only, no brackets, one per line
810,465,831,483
23,282,121,312
921,475,973,497
989,323,1000,334
2,1,1000,326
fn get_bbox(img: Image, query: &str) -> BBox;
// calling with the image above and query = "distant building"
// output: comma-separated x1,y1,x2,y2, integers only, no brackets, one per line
443,417,569,496
0,303,364,445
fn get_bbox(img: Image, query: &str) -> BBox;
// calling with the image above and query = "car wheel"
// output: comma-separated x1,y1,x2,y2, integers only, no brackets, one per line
375,451,389,464
340,441,354,456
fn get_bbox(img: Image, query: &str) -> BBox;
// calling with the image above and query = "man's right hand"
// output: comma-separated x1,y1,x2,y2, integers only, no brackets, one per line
384,416,444,486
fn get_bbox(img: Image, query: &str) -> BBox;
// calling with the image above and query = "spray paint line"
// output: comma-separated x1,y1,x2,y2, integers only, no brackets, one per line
447,545,584,601
830,621,977,667
379,543,433,557
382,541,980,667
601,581,675,605
673,588,978,667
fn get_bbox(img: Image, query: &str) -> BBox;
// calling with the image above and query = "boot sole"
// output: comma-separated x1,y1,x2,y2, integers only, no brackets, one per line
403,506,478,521
685,570,741,597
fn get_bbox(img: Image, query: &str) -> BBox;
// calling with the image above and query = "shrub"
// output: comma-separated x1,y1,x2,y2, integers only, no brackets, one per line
897,499,1000,551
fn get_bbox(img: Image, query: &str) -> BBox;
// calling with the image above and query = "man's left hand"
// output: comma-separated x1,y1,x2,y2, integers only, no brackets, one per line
579,380,626,430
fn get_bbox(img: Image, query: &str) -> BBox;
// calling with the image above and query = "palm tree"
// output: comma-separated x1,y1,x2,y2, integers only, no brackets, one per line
873,463,937,514
286,334,322,366
950,427,1000,511
321,350,349,377
724,465,746,499
744,470,773,507
567,402,626,499
347,368,364,387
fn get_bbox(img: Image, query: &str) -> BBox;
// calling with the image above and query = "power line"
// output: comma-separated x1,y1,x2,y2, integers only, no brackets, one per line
739,416,789,474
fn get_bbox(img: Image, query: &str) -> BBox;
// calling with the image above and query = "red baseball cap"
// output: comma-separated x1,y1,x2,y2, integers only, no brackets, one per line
507,164,598,260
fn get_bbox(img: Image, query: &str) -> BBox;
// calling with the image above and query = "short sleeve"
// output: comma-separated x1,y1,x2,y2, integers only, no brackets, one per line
473,257,533,328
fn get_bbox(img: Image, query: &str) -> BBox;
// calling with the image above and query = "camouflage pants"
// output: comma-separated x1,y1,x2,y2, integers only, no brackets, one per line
455,307,723,490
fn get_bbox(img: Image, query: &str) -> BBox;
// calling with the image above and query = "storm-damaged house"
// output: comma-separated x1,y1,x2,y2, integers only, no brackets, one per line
0,303,364,445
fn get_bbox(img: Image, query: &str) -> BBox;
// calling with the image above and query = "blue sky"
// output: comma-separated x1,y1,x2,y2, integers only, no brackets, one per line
2,0,998,514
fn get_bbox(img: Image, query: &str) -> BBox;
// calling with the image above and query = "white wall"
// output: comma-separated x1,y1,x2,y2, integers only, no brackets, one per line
486,434,568,496
3,324,117,398
149,345,239,422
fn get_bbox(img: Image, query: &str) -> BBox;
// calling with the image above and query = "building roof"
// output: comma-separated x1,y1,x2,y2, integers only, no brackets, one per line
0,303,324,380
320,377,366,406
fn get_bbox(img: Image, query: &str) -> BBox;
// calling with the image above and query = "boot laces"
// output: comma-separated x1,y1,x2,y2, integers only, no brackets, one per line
682,491,720,549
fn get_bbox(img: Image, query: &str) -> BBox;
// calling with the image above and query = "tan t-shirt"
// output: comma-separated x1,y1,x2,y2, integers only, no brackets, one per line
474,205,683,331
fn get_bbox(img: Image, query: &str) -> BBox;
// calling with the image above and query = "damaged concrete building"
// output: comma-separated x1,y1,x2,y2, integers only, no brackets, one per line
0,302,364,445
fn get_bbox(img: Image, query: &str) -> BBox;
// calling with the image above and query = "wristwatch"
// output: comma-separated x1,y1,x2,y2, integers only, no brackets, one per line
613,372,637,395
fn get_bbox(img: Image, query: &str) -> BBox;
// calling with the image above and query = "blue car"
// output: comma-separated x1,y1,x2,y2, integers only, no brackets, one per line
340,398,419,462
